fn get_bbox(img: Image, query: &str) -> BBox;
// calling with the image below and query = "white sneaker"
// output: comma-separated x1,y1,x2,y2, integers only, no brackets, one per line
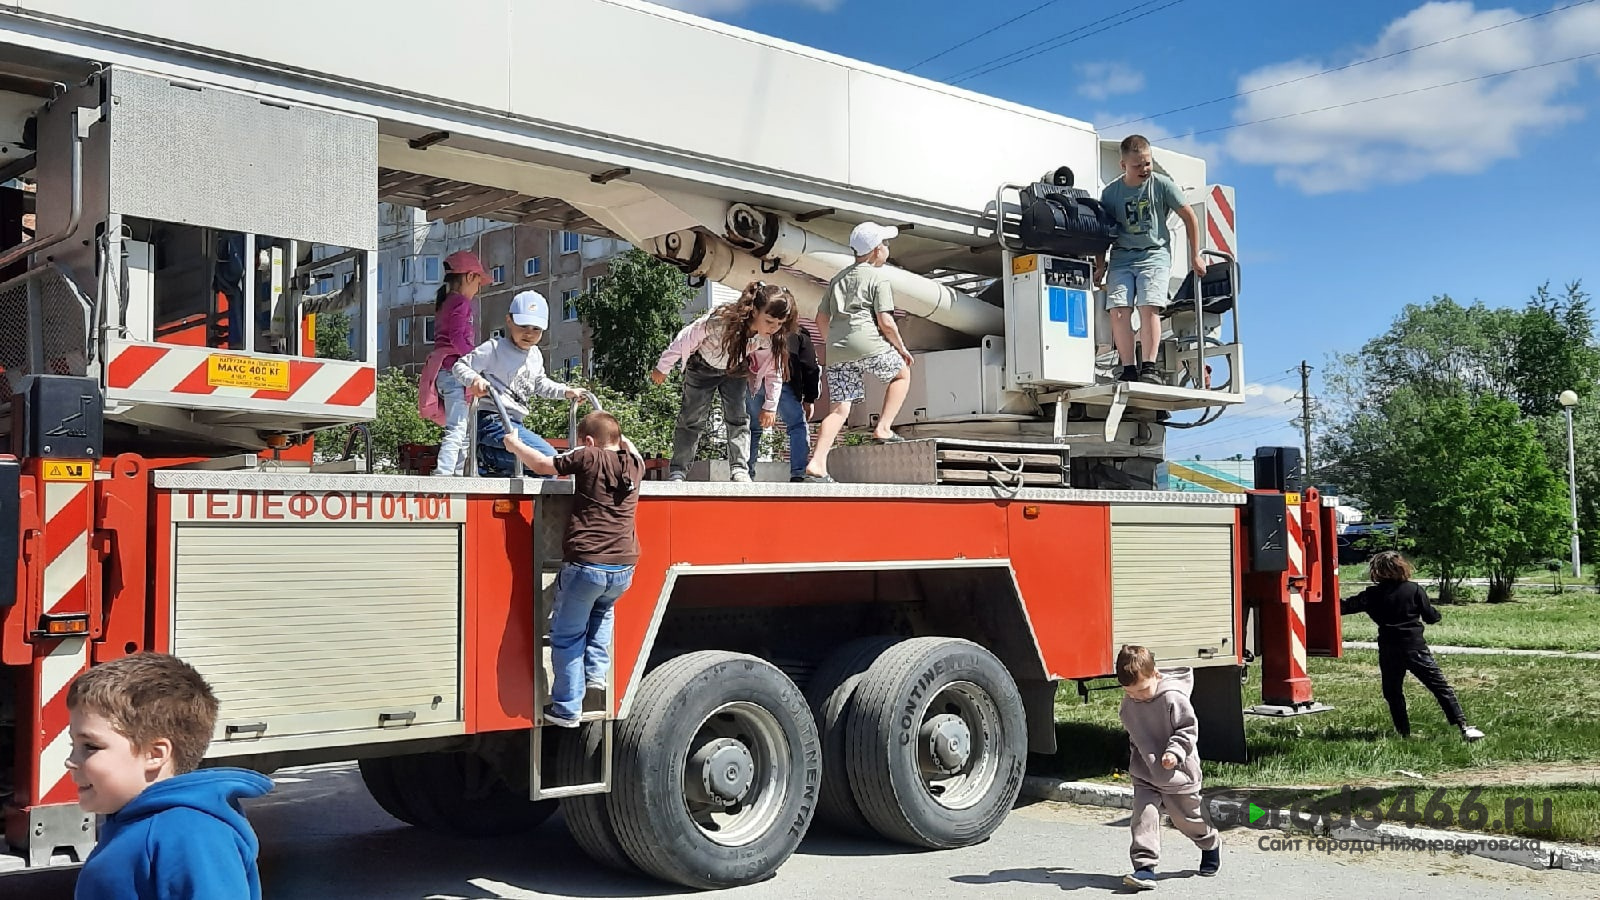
1461,725,1485,742
730,470,752,483
667,472,686,482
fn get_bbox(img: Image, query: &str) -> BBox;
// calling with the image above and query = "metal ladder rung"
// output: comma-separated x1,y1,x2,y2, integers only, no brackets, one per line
536,781,609,800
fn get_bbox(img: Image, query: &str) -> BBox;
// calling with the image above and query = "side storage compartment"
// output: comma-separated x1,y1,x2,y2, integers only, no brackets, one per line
166,499,466,752
1109,504,1238,667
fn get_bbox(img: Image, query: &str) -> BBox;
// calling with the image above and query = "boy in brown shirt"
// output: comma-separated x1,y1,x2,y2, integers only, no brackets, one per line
504,411,645,727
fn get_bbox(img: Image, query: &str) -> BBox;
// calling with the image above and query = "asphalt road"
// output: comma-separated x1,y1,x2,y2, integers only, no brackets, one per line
8,761,1595,899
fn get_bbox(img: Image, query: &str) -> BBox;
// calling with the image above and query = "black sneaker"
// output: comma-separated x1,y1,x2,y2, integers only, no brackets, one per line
1119,364,1139,383
1124,868,1157,890
1200,846,1220,876
542,705,580,729
1138,361,1165,385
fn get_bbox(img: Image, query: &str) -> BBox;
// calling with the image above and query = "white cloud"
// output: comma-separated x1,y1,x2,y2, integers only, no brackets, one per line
1222,1,1600,194
1095,110,1227,170
1076,62,1146,101
651,0,840,14
1237,381,1301,418
1166,382,1303,459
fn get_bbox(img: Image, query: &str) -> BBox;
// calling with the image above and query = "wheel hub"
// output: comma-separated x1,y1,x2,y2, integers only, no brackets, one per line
920,713,971,774
689,737,755,806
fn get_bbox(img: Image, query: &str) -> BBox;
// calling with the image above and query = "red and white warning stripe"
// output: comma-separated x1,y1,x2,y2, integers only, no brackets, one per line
1284,500,1309,680
105,341,376,413
35,479,93,805
1205,185,1235,258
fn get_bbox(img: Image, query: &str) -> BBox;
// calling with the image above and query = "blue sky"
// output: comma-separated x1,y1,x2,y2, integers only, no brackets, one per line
654,0,1600,463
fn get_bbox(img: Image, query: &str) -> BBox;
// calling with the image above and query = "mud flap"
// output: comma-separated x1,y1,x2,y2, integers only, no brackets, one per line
1191,665,1247,764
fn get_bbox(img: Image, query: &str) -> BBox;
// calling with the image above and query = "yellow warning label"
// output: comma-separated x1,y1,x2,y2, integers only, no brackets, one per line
42,460,93,482
1011,254,1039,275
207,355,290,391
1285,492,1302,505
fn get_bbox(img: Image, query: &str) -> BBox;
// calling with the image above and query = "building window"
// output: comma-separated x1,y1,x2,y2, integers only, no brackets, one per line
344,272,355,286
587,275,604,294
560,232,580,254
378,263,386,292
423,255,441,283
397,317,412,346
491,265,505,285
422,315,436,344
315,275,334,294
400,256,415,285
525,256,542,277
562,289,580,322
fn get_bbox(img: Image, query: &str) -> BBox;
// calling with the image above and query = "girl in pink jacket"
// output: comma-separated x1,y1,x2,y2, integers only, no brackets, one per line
418,251,491,476
650,282,797,482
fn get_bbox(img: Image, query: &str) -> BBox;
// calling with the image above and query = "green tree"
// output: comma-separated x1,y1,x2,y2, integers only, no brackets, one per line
313,310,356,362
576,249,695,392
523,372,682,459
316,368,441,471
1319,283,1597,595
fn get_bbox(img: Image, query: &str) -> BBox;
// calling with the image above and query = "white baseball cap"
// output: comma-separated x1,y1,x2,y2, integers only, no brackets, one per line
508,290,549,329
848,222,899,256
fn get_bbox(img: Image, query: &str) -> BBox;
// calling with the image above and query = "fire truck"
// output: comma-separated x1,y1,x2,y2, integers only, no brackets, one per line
0,0,1343,889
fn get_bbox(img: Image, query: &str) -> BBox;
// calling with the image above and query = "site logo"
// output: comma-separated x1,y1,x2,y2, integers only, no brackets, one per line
1201,786,1554,835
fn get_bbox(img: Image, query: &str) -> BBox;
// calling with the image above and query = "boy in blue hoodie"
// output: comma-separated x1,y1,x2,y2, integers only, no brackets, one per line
66,652,274,900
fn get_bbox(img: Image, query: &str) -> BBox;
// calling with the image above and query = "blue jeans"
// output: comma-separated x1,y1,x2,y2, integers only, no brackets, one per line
474,411,557,477
747,383,810,479
549,562,634,720
432,371,471,476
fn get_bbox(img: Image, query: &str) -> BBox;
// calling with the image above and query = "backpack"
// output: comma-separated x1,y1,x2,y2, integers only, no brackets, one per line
1017,166,1118,258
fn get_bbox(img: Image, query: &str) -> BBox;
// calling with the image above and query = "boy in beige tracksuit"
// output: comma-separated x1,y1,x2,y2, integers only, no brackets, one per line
1116,644,1220,890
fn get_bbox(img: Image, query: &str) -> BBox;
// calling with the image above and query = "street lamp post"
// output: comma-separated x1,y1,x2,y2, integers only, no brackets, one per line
1559,390,1581,579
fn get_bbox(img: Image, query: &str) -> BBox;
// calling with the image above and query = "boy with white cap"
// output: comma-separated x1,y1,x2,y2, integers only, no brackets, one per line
802,222,914,483
452,289,586,476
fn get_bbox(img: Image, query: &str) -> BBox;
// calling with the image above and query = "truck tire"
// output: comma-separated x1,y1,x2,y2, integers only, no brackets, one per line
844,637,1027,849
555,722,634,872
358,751,556,838
804,636,902,834
607,651,820,890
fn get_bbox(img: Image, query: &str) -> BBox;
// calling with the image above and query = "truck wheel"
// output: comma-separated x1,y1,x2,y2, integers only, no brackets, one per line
844,637,1027,848
804,636,902,834
555,722,634,872
607,651,820,890
358,750,556,837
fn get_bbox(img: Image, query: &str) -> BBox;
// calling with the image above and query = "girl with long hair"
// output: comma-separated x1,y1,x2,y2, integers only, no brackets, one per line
1342,551,1485,742
651,282,798,482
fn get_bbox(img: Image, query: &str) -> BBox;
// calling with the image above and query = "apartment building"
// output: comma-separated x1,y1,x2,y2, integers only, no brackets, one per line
372,203,629,378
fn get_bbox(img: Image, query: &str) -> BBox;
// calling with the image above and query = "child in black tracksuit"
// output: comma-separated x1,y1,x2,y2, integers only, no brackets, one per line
1341,551,1485,742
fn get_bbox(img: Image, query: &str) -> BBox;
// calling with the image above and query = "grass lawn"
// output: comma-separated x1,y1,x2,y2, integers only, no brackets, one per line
1336,589,1600,653
1037,651,1600,844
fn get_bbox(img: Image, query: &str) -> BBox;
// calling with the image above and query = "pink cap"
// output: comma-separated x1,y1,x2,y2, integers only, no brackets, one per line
443,250,490,280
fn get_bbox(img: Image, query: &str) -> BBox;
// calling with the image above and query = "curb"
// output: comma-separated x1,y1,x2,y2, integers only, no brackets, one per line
1341,641,1600,660
1020,776,1600,874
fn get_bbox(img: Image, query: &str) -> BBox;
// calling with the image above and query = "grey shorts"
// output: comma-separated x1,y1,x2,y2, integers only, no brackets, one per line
1105,261,1171,310
825,349,905,403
